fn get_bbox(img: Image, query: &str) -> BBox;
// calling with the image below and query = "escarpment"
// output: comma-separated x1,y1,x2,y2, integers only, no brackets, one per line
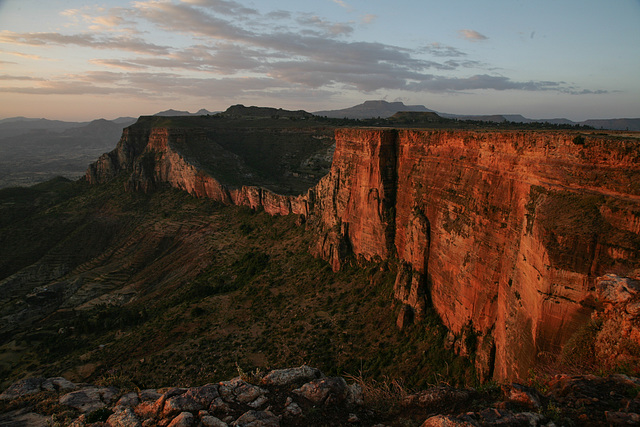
312,128,640,382
85,122,332,216
87,122,640,382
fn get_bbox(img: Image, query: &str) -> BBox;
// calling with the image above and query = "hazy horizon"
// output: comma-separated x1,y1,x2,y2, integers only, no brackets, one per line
1,0,639,122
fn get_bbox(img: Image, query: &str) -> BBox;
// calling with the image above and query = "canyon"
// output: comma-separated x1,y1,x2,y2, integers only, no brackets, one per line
86,118,640,382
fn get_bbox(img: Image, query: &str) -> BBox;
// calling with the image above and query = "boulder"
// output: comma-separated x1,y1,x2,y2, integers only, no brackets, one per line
219,378,267,405
163,395,203,417
59,386,118,412
261,366,323,387
185,384,219,407
232,410,279,427
107,407,142,427
201,415,229,427
167,411,195,427
0,378,46,400
293,377,348,405
421,415,477,426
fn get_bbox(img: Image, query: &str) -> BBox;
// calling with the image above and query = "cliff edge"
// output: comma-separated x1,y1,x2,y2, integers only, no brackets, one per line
86,123,640,382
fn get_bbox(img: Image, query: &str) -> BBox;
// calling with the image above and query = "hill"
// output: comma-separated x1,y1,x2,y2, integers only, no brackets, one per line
0,117,136,188
0,176,469,393
314,100,640,130
314,100,434,119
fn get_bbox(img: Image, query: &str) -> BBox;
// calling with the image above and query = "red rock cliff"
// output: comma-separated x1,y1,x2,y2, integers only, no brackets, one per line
87,125,640,381
86,127,311,216
310,128,640,381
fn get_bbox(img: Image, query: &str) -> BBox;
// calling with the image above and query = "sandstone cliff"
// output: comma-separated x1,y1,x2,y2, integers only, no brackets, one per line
86,123,640,382
310,128,640,381
85,124,324,216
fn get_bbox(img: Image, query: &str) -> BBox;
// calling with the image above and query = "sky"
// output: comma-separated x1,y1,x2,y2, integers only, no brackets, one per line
0,0,638,122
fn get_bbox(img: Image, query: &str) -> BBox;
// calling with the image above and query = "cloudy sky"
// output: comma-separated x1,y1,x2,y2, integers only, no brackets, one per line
0,0,638,121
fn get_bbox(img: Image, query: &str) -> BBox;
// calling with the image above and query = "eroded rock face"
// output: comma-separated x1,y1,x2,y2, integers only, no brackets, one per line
86,124,640,381
309,129,640,381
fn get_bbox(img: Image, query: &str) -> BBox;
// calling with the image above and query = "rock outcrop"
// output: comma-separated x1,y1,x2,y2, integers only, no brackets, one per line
86,123,640,382
308,128,640,381
2,367,639,426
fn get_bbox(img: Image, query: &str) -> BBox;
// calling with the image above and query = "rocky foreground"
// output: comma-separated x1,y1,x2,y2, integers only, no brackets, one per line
1,366,639,426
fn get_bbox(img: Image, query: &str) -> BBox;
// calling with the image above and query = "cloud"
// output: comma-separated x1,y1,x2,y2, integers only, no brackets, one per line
420,43,467,58
406,74,567,93
266,10,291,20
458,29,488,41
296,14,354,37
3,51,47,60
361,14,377,24
0,0,605,104
178,0,258,16
0,31,170,55
0,74,40,80
332,0,349,9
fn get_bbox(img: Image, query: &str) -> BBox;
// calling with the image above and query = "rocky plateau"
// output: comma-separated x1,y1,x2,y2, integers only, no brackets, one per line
86,120,640,383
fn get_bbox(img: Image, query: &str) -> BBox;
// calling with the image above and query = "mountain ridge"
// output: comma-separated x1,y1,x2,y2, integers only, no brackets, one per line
314,100,640,130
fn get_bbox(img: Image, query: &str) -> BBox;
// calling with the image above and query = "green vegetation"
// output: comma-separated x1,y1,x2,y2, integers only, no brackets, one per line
560,317,603,371
0,175,476,391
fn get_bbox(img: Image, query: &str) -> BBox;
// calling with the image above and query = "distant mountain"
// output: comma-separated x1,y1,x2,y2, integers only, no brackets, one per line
582,118,640,131
153,108,217,116
0,117,137,188
314,100,434,119
0,118,89,138
221,104,314,119
113,116,138,124
314,100,640,131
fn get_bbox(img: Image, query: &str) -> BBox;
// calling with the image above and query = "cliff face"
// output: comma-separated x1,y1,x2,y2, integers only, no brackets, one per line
87,124,640,381
310,129,640,381
86,127,312,217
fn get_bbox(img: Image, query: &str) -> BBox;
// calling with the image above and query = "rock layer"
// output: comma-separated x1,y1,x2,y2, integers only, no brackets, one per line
86,124,640,381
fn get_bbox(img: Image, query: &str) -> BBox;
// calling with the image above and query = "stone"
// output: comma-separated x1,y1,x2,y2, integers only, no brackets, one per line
185,384,219,407
42,377,77,392
403,387,472,409
293,377,348,405
232,410,279,427
283,401,302,417
210,397,231,414
0,408,52,426
347,383,364,406
502,383,541,409
107,407,142,427
597,274,640,304
219,378,267,404
247,395,268,408
163,395,203,417
167,411,195,427
139,389,163,402
420,415,477,426
606,411,640,425
201,415,229,427
115,392,140,408
0,378,45,400
59,386,118,412
261,366,323,386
